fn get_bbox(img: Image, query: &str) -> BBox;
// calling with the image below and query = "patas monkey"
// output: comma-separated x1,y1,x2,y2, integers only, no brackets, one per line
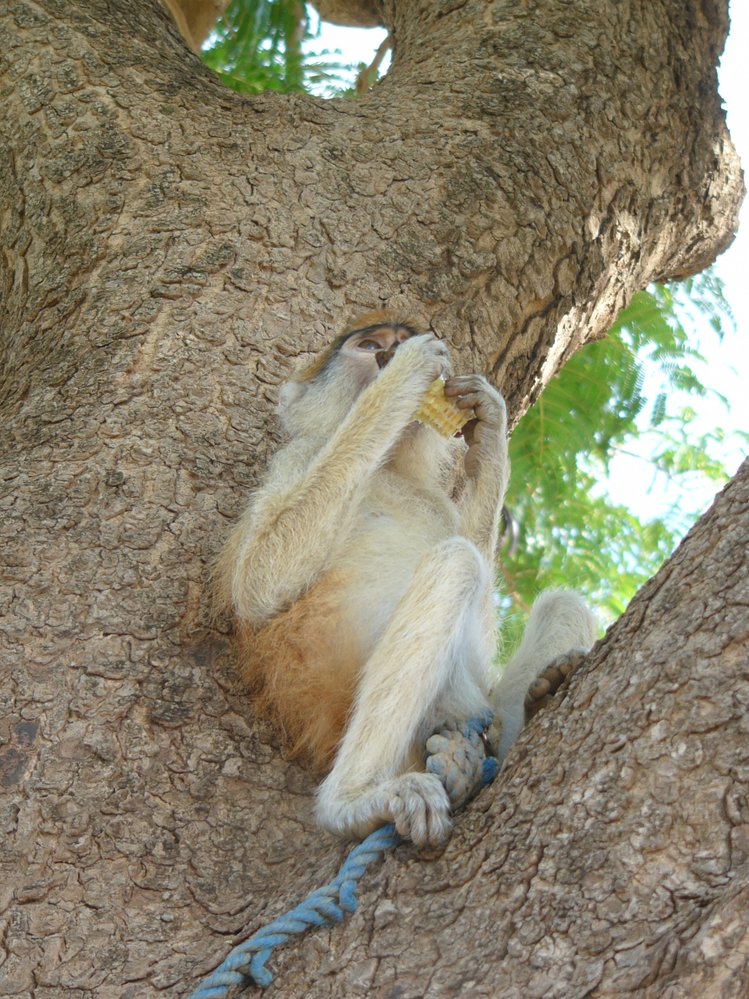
216,312,597,848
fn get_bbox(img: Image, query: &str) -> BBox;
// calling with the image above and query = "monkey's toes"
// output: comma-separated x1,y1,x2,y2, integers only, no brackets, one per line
390,773,452,849
524,650,589,721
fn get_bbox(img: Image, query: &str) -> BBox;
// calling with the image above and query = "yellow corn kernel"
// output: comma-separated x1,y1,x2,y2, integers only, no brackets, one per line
413,378,467,437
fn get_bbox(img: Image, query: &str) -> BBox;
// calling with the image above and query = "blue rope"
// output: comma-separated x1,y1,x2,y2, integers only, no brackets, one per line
189,716,497,998
188,824,400,997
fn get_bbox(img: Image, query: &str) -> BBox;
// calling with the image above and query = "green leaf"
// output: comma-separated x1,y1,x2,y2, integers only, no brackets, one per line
201,0,353,95
502,270,736,638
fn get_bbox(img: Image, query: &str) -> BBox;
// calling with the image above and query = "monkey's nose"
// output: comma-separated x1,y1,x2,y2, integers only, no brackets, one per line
376,345,399,369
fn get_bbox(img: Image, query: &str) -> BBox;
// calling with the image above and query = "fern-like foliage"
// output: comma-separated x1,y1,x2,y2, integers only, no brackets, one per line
201,0,349,94
502,279,739,642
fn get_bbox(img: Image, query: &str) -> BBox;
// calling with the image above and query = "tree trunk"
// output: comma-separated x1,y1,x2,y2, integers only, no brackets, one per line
0,1,744,996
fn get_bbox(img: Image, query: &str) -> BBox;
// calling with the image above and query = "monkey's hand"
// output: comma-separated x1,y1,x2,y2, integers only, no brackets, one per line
346,334,451,449
445,375,507,480
377,333,451,406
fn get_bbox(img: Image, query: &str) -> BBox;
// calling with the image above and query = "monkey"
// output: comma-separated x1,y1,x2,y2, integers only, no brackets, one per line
215,312,598,848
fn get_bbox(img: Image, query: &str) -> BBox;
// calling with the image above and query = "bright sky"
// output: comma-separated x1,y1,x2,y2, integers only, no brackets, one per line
716,2,749,344
310,3,748,528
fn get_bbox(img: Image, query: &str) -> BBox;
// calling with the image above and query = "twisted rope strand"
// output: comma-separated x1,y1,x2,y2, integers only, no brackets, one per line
189,824,401,997
189,716,496,998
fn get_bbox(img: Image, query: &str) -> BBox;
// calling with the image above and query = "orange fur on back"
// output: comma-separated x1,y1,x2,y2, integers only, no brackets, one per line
235,572,364,774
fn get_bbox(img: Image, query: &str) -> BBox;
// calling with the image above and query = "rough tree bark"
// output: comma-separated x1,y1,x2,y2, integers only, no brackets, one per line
0,0,745,996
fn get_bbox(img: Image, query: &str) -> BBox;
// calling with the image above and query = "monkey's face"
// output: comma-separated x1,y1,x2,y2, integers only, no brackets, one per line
338,324,415,389
278,315,449,438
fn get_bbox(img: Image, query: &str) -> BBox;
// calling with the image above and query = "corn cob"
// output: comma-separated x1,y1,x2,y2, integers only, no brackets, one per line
413,378,467,437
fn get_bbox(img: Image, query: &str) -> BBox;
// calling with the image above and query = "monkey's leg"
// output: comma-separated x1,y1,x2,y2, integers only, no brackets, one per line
490,590,598,762
316,538,492,849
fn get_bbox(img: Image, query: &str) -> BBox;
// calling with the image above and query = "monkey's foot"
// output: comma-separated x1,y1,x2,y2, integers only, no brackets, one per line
317,772,451,849
524,649,588,722
386,772,452,849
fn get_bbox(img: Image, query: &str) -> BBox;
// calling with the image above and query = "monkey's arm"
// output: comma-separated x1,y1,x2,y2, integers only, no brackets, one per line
222,335,446,627
449,376,509,561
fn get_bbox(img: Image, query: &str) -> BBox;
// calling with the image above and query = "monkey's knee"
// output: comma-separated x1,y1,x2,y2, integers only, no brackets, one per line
433,536,484,571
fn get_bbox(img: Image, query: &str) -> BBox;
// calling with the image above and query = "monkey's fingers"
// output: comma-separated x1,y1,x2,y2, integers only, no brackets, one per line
445,375,506,429
483,715,504,758
524,650,589,721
